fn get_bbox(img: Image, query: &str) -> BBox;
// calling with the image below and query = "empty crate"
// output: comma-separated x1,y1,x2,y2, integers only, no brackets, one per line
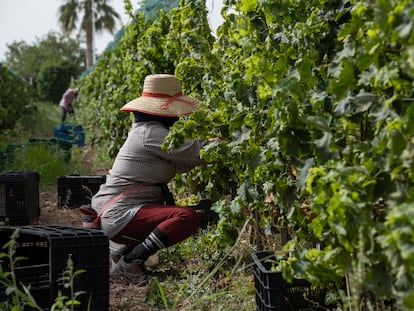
252,251,342,311
57,175,106,208
0,171,40,225
0,225,109,311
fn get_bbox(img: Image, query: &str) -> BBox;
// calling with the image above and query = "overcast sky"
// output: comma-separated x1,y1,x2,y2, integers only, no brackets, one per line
0,0,224,62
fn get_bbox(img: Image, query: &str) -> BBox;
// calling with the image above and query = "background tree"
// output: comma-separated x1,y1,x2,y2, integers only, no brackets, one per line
37,60,80,104
0,64,34,130
4,31,85,84
58,0,121,68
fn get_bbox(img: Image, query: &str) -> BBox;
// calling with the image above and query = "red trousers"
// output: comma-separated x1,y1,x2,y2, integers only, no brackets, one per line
110,204,199,246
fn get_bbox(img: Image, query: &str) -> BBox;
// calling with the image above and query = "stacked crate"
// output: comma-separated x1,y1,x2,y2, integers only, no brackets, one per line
53,124,85,147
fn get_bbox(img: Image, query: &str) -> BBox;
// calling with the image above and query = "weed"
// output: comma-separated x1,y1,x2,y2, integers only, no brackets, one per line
0,229,42,310
51,256,87,311
145,218,257,311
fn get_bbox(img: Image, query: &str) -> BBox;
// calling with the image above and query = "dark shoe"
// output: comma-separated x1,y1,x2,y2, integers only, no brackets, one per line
110,244,129,264
111,256,147,285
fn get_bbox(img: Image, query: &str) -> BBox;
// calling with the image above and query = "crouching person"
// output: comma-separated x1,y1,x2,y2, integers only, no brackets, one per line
91,74,217,285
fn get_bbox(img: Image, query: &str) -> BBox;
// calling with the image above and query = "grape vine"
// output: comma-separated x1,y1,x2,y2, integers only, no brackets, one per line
77,0,414,307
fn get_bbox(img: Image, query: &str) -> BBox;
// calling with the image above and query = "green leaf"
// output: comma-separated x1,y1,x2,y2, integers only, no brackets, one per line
296,158,315,191
354,90,377,113
404,290,414,308
230,200,242,214
313,132,332,162
374,65,399,88
329,59,356,99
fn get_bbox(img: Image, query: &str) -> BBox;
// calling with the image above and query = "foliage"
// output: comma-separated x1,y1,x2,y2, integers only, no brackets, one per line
4,31,85,83
206,0,414,307
138,0,179,21
0,63,34,130
0,100,60,149
2,141,96,191
6,142,70,188
51,257,87,311
19,100,63,138
75,0,414,307
37,60,80,103
379,203,414,302
145,221,256,310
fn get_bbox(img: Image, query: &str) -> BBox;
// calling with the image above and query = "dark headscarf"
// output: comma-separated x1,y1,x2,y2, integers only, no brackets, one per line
133,111,178,128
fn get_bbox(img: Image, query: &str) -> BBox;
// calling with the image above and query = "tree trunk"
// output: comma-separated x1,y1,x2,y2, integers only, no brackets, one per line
85,0,94,68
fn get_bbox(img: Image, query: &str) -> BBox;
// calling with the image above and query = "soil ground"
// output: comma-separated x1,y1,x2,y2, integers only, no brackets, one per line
32,191,162,311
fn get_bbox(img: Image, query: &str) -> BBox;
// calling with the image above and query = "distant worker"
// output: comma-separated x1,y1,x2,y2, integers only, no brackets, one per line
59,88,78,124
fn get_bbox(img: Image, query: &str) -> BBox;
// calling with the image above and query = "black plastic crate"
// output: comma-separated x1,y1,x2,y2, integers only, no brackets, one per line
252,251,342,311
57,175,106,208
0,171,40,225
0,225,109,311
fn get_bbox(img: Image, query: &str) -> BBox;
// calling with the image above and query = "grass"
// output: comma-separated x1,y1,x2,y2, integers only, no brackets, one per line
0,101,103,191
0,101,61,148
145,226,258,311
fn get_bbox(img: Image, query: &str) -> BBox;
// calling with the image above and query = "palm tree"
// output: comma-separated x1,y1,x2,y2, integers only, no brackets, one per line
58,0,121,68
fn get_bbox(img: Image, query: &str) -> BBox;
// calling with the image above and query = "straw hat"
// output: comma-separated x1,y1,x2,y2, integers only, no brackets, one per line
120,74,199,117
